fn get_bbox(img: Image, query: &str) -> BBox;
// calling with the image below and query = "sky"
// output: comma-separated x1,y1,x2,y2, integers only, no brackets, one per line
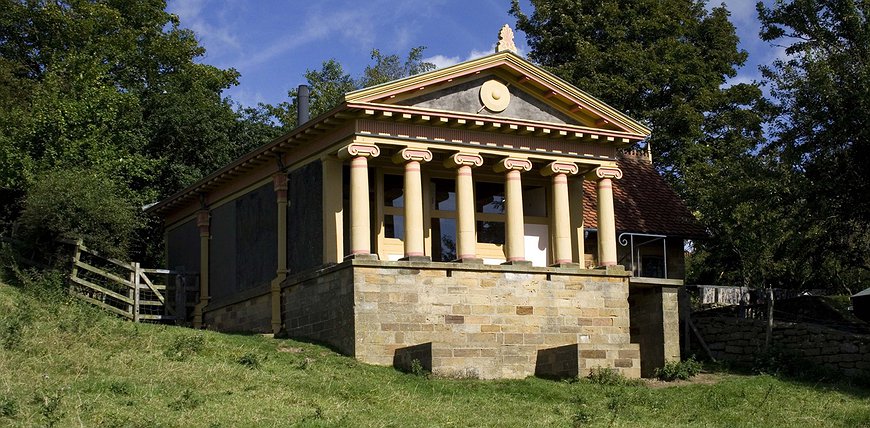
166,0,783,109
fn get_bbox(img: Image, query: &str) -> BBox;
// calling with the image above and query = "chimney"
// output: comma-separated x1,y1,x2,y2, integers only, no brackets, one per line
297,84,310,125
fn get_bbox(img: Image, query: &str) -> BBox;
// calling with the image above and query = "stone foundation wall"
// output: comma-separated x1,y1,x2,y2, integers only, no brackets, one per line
629,284,681,377
204,287,272,333
282,265,355,355
348,260,640,379
694,317,870,378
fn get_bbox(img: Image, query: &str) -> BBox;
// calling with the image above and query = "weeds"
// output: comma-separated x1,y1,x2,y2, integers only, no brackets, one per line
1,299,32,350
168,389,203,411
409,359,430,378
0,396,17,418
237,352,263,369
655,357,702,381
164,334,205,361
34,388,65,427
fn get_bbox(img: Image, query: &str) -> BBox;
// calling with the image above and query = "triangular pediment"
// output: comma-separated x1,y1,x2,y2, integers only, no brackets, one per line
345,51,651,138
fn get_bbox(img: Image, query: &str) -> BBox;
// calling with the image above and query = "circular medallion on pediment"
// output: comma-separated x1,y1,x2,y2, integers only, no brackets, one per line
480,80,510,112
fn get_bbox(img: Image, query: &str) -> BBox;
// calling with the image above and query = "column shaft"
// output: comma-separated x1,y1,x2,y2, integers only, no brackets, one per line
403,160,425,257
597,177,617,266
350,156,371,255
551,173,571,264
455,165,476,259
193,209,210,328
504,169,525,262
272,173,288,334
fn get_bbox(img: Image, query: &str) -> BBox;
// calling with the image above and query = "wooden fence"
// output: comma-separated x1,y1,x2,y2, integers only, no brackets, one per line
60,239,197,323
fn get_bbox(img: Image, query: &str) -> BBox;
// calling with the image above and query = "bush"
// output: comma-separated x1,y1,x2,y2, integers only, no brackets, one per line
237,352,262,369
655,358,702,381
17,168,140,260
586,367,641,386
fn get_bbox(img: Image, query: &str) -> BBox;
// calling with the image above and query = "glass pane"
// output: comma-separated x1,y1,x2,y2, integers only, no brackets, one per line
385,215,404,240
431,178,456,211
431,218,457,261
523,185,547,217
476,182,505,214
384,174,404,208
477,221,505,245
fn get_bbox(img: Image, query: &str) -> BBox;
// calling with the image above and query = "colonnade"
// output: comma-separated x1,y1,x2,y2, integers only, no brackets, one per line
336,142,622,267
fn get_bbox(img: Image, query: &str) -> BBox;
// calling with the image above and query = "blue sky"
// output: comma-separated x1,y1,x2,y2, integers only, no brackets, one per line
167,0,783,108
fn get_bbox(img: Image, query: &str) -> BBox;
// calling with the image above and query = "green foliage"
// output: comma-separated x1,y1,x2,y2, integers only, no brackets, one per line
164,333,205,361
409,358,429,378
17,168,139,259
756,0,870,293
655,358,702,381
1,299,32,350
264,47,435,131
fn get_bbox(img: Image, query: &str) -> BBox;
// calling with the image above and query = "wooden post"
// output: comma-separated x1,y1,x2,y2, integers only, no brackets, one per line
765,288,774,351
69,239,83,292
133,262,141,322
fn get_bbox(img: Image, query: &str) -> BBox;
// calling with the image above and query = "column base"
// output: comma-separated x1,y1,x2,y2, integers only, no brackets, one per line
502,260,533,267
400,255,432,263
454,257,484,264
345,253,379,261
551,262,581,269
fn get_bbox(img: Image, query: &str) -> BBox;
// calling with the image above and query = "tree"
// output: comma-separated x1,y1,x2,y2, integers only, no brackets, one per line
264,47,435,131
512,1,782,288
757,0,870,293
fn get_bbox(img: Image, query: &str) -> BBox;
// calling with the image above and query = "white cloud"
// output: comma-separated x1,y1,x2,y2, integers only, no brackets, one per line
424,47,496,70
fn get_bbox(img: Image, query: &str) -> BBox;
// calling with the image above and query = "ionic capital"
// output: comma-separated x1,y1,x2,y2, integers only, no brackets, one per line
587,166,623,180
444,153,483,169
337,143,380,160
494,157,532,173
392,147,433,164
541,161,579,176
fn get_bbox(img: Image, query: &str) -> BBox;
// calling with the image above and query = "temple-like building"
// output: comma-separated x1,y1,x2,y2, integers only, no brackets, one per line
147,27,703,379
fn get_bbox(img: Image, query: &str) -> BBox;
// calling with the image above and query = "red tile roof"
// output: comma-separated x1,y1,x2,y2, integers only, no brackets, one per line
582,155,707,238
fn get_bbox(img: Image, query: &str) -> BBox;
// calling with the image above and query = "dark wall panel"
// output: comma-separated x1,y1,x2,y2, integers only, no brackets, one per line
287,161,324,273
167,220,199,273
235,183,278,292
209,202,237,300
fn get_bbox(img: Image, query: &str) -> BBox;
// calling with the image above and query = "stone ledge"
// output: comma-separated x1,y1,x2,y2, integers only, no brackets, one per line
205,283,271,313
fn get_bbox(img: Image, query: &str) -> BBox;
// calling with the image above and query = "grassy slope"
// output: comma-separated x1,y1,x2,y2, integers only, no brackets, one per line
1,282,869,428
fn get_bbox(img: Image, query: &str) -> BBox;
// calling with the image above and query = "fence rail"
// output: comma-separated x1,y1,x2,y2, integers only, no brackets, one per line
59,238,197,323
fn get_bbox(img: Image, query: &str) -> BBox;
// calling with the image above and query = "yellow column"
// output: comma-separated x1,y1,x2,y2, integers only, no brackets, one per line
568,177,585,266
393,148,433,260
193,209,210,328
338,143,380,257
591,167,622,266
271,173,288,334
321,155,344,263
495,158,532,263
444,153,484,262
542,161,579,266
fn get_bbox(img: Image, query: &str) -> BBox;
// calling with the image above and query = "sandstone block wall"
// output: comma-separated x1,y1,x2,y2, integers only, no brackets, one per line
282,265,355,355
629,285,681,377
694,316,870,378
204,289,271,333
348,261,640,379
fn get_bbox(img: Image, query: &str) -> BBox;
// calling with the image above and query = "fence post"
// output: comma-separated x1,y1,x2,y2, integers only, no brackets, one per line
133,262,141,322
69,239,83,292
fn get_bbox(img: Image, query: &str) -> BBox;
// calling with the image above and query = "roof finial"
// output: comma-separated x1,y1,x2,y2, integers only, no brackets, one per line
496,24,517,53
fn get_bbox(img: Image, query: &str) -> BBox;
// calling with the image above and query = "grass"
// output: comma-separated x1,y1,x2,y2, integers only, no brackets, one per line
1,281,869,427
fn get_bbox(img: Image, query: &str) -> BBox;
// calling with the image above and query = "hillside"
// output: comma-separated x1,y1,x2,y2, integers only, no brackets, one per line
1,281,869,427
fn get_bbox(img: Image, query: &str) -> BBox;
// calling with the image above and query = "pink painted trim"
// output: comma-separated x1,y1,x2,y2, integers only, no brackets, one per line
352,249,370,255
459,253,477,259
600,261,616,266
406,252,425,257
507,257,526,262
555,259,572,264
